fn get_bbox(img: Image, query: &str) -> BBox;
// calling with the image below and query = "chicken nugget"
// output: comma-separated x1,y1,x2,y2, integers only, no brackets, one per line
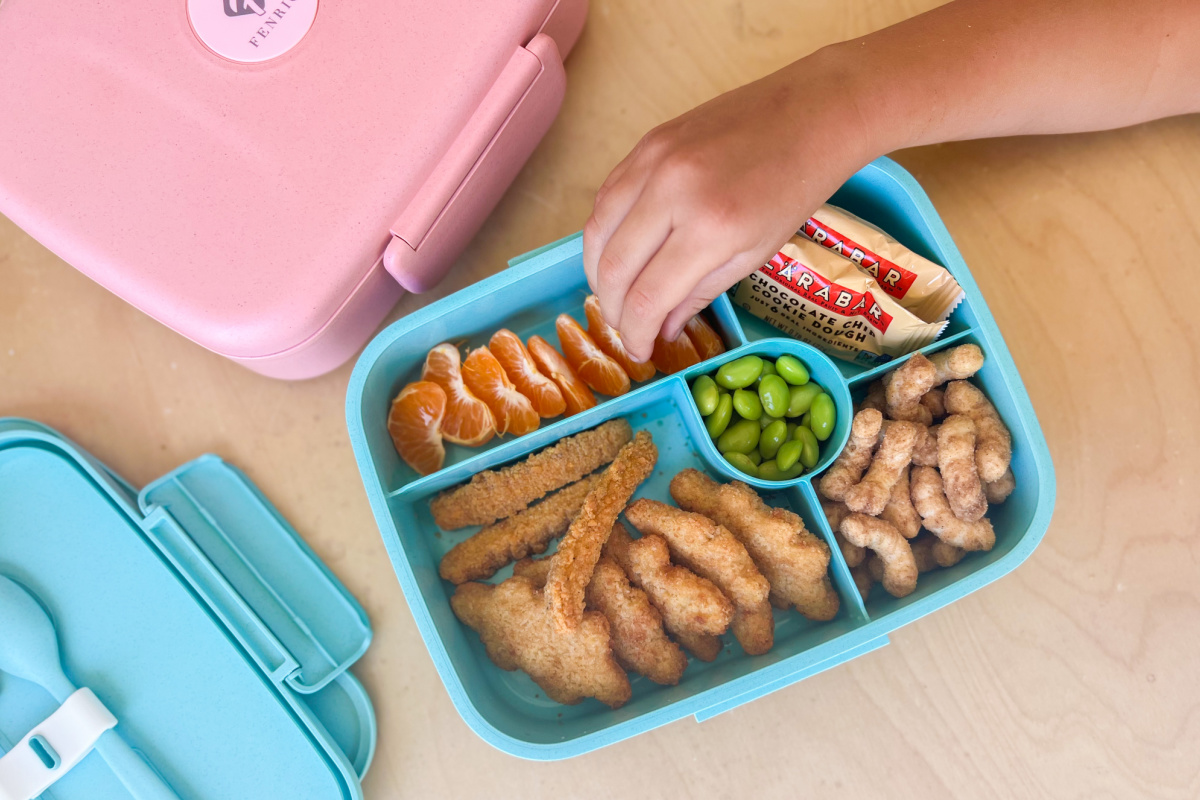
944,381,1012,483
910,466,996,551
624,499,774,655
451,577,631,708
430,418,632,530
880,466,921,539
937,414,988,521
884,353,937,424
929,344,984,385
839,514,918,598
673,470,840,622
844,420,920,515
515,553,688,686
818,409,883,502
438,475,599,584
606,523,732,661
545,431,658,631
984,468,1016,504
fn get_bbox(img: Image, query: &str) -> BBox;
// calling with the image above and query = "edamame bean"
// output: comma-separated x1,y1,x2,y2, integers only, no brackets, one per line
758,374,791,418
776,440,803,471
717,419,760,455
759,458,805,481
786,382,823,417
775,355,810,386
691,375,719,416
792,425,820,468
715,355,763,389
706,394,733,439
759,420,788,460
759,413,779,430
809,393,836,441
760,361,777,377
746,449,762,466
724,452,759,477
800,410,812,430
732,388,763,421
786,422,798,440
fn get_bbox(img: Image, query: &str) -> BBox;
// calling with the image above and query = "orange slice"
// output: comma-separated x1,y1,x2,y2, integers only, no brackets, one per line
387,381,447,476
489,329,567,418
462,346,540,437
422,343,496,447
684,314,726,360
583,295,657,383
556,314,631,397
651,331,702,374
528,335,597,416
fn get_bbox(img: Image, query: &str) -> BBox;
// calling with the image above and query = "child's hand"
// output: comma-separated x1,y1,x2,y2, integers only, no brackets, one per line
582,54,874,363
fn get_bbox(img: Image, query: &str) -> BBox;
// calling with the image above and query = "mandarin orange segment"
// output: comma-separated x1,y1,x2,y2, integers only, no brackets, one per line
528,335,597,416
555,313,631,397
387,381,447,476
583,295,657,383
462,346,541,437
684,314,726,360
422,343,496,447
489,328,567,418
651,331,702,374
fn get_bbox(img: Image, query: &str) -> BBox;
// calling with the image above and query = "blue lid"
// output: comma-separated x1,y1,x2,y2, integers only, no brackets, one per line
0,418,374,799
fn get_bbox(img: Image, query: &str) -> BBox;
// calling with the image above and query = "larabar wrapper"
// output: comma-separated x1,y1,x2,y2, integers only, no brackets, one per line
732,235,947,366
801,204,964,322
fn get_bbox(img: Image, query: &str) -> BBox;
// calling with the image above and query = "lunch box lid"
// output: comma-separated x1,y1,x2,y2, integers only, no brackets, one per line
0,418,375,799
0,0,579,368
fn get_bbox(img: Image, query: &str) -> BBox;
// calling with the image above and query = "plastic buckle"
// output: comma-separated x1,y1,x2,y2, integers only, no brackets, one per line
0,688,117,800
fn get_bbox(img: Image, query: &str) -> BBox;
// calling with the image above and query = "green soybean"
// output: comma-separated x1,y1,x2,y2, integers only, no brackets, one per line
691,375,719,416
746,449,762,466
786,382,823,418
724,452,759,477
758,374,791,418
776,440,803,471
792,425,820,468
715,356,764,389
706,394,733,439
759,420,788,460
800,410,812,430
717,419,760,455
732,388,763,421
786,422,798,440
759,361,777,379
759,413,779,430
775,355,810,386
809,393,836,441
759,458,805,482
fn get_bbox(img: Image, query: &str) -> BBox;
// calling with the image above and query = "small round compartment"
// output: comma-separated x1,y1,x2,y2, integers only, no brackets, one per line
678,339,853,490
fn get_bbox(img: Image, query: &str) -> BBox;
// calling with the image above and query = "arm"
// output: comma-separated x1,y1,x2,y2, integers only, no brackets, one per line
584,0,1200,362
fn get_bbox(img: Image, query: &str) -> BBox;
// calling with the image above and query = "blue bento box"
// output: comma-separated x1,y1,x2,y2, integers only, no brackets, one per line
345,156,1056,760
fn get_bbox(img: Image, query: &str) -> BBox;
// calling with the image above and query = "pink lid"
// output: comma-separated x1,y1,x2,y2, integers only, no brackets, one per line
0,0,564,360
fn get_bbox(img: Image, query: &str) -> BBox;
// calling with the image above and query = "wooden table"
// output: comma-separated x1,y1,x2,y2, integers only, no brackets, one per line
3,1,1198,796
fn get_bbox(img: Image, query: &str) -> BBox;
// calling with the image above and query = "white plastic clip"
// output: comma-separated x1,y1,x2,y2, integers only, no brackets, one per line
0,687,117,800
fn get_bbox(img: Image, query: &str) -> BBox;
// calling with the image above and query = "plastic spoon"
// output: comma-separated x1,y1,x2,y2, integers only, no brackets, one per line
0,575,181,800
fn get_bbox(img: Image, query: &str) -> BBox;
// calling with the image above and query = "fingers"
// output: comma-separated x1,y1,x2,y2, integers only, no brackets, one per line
590,190,672,330
583,140,653,292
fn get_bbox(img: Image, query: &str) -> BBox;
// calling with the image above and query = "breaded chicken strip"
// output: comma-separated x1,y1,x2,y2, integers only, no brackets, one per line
605,523,732,662
546,431,657,632
515,554,687,686
430,418,632,530
438,475,599,584
671,470,840,622
450,576,631,708
624,499,774,656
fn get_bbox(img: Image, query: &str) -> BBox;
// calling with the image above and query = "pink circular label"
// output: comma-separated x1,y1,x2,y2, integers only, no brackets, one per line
188,0,318,64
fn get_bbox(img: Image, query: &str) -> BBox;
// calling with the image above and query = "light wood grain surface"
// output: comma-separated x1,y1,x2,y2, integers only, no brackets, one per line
3,1,1199,797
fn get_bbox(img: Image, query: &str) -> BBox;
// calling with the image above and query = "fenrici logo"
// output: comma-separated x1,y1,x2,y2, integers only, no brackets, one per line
223,0,266,17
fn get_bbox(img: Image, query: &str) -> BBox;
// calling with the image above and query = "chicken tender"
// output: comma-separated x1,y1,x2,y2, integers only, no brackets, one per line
673,470,840,622
430,418,632,530
839,514,918,598
450,577,631,708
545,431,658,632
515,555,688,686
910,466,996,551
625,499,774,655
606,523,732,662
438,475,599,584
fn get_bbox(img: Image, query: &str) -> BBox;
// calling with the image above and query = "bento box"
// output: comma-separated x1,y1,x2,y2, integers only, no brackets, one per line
345,156,1056,759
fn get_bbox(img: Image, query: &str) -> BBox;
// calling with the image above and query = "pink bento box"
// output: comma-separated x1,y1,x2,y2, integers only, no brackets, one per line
0,0,586,379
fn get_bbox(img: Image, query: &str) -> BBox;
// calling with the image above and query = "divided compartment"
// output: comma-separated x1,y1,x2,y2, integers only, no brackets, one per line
347,156,1056,759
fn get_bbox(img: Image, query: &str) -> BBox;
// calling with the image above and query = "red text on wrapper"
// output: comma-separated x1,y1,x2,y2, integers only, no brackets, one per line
801,218,918,299
762,253,893,333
